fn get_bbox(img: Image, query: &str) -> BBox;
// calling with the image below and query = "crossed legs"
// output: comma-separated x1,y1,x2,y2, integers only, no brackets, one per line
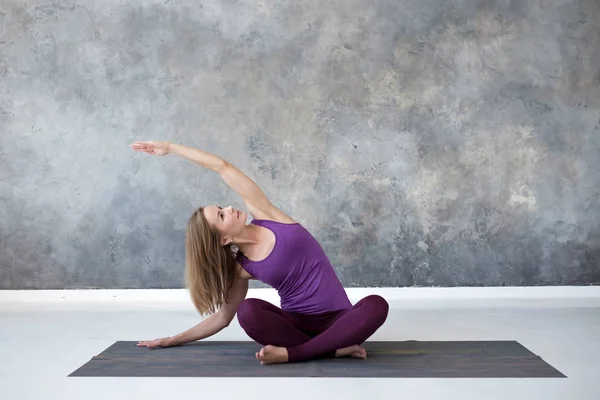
236,295,389,364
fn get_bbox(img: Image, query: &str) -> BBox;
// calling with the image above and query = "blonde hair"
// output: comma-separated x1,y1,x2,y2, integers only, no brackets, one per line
185,207,237,316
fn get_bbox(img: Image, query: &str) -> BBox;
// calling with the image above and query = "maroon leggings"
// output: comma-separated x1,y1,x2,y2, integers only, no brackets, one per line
236,295,389,363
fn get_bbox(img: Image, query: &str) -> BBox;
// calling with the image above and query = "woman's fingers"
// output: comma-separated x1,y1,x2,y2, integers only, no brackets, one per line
130,143,156,154
130,142,153,149
130,141,167,156
131,148,152,154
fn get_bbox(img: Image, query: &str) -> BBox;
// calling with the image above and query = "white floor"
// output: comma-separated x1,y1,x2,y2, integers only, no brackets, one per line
1,287,599,400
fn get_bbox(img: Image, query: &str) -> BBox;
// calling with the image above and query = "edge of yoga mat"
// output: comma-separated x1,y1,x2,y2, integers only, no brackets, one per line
69,341,566,378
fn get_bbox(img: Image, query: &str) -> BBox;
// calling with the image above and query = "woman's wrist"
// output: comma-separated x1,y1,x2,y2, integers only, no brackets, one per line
165,336,177,347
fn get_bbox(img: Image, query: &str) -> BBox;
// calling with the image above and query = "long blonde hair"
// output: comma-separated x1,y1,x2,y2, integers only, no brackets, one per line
185,207,237,316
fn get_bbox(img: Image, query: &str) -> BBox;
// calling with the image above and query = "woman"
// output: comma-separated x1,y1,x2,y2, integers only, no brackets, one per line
130,141,389,365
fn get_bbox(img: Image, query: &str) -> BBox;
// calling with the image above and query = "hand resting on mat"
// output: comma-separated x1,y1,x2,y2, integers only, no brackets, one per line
137,337,173,349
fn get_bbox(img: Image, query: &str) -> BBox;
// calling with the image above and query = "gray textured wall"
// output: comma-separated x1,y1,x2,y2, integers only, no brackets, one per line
1,0,599,290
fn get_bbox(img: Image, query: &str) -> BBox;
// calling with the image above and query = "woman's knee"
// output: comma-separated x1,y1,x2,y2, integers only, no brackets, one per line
236,298,263,330
364,295,389,324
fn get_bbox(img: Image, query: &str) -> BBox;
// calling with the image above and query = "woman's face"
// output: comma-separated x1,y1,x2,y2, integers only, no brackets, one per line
202,205,247,245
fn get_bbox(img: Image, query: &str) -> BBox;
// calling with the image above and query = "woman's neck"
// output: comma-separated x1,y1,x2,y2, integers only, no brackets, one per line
234,223,264,255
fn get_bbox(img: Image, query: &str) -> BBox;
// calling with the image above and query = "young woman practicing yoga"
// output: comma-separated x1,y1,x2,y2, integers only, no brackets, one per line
130,141,389,365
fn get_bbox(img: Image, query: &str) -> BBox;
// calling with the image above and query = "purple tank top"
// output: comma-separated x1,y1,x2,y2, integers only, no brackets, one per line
236,219,352,314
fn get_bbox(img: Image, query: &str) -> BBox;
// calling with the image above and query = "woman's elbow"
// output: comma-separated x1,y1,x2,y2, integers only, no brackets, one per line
215,309,235,328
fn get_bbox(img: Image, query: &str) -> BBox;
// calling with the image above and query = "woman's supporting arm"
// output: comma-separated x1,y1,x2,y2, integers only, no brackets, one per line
162,277,249,347
165,312,230,346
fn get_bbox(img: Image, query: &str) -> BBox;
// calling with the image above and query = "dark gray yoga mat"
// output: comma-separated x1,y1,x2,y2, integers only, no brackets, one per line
69,341,565,378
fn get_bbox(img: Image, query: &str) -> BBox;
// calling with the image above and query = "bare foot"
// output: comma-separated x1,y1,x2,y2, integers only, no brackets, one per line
256,345,289,365
335,345,367,359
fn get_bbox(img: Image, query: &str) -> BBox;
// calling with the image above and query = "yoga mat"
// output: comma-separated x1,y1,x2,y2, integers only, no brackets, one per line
69,341,565,378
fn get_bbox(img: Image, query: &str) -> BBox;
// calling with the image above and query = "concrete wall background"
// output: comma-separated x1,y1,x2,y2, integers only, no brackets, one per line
1,0,599,289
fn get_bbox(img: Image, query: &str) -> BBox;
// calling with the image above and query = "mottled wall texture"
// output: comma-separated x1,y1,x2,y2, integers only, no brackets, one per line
1,0,599,290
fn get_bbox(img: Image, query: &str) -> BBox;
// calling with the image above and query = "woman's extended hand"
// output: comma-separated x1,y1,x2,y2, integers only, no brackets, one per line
130,141,170,156
137,337,173,349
